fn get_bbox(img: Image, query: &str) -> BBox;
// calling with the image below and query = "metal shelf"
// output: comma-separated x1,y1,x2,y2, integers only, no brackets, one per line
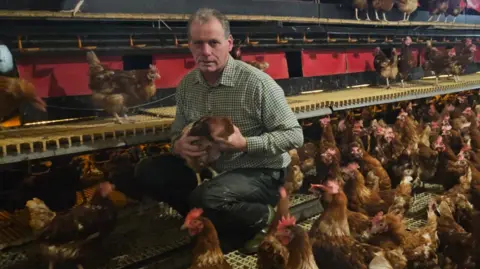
0,116,173,165
1,74,480,165
2,10,480,30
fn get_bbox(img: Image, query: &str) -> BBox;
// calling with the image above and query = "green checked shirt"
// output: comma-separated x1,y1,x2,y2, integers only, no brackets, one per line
170,55,304,172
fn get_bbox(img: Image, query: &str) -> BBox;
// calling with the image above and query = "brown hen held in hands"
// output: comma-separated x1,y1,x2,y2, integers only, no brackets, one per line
86,51,160,124
183,116,235,185
0,76,46,122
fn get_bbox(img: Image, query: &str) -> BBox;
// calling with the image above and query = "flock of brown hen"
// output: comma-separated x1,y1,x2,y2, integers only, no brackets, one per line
374,37,476,89
181,90,480,269
353,0,466,22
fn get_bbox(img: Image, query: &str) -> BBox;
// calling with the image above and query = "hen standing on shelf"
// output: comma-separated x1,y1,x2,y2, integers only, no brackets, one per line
86,51,161,124
373,0,395,21
445,0,466,23
395,0,420,21
427,0,450,21
398,36,415,88
353,0,371,20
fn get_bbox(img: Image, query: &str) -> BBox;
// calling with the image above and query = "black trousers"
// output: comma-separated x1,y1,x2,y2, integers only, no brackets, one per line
134,154,285,232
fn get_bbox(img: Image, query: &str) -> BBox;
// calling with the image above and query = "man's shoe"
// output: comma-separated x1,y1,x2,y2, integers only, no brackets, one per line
239,206,275,254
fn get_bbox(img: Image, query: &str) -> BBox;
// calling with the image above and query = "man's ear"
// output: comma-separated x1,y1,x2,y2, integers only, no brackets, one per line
227,34,234,52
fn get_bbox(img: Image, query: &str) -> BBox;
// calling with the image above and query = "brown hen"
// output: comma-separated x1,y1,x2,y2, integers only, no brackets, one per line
86,51,160,124
0,76,46,123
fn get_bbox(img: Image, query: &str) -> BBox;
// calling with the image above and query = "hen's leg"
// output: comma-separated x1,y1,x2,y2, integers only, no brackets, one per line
403,12,407,21
401,79,405,88
60,0,84,17
406,14,411,21
436,14,442,22
444,16,449,23
386,77,390,89
382,12,388,21
427,15,434,22
375,10,380,21
355,8,360,20
123,114,136,123
452,17,457,23
48,262,54,269
365,11,371,21
435,76,439,86
113,112,124,124
196,173,202,186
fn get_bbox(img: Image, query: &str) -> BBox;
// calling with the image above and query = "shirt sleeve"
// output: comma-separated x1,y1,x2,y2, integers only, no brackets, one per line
245,76,304,156
170,80,187,151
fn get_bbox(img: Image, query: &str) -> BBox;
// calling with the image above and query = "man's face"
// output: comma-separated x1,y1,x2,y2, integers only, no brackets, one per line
189,18,233,74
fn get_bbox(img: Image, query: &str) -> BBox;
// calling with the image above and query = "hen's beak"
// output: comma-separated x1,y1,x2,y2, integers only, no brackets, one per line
180,224,187,230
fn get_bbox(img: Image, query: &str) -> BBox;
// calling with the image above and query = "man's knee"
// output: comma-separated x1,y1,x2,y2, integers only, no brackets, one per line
189,183,228,211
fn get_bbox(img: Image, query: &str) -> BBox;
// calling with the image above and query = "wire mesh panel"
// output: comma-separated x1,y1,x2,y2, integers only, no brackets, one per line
0,202,188,269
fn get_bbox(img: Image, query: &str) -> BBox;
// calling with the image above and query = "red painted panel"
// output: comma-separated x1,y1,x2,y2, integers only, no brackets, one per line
345,49,374,73
153,54,196,89
410,48,420,67
474,49,480,63
17,56,123,98
302,50,346,77
241,52,289,79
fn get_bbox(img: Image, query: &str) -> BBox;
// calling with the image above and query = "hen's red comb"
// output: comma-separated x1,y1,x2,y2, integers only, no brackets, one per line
277,215,296,230
461,144,472,152
319,116,330,125
348,162,359,170
186,208,204,223
372,211,384,223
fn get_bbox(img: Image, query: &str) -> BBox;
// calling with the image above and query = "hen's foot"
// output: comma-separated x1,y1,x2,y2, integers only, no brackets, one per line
60,0,84,17
365,13,371,21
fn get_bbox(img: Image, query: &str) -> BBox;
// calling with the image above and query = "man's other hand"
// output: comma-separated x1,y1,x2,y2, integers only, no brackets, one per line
214,125,247,152
173,135,207,158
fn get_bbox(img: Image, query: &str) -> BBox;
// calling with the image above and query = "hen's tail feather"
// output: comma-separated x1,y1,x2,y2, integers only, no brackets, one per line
0,76,46,112
86,50,101,66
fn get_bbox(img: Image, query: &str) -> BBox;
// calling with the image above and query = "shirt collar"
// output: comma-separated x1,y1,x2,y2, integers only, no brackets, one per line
194,55,236,88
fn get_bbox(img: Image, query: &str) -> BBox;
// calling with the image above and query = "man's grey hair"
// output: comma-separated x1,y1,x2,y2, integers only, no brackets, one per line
187,8,231,40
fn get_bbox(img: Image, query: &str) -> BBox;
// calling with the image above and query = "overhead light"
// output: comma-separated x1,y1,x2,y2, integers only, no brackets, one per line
24,116,96,126
347,84,370,89
422,75,449,79
301,89,324,95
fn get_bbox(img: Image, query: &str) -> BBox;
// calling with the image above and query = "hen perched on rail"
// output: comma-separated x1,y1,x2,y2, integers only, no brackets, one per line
86,51,160,124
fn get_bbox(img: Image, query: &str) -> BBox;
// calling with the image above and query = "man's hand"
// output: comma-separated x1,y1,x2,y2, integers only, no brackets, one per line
214,125,247,152
173,134,207,159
